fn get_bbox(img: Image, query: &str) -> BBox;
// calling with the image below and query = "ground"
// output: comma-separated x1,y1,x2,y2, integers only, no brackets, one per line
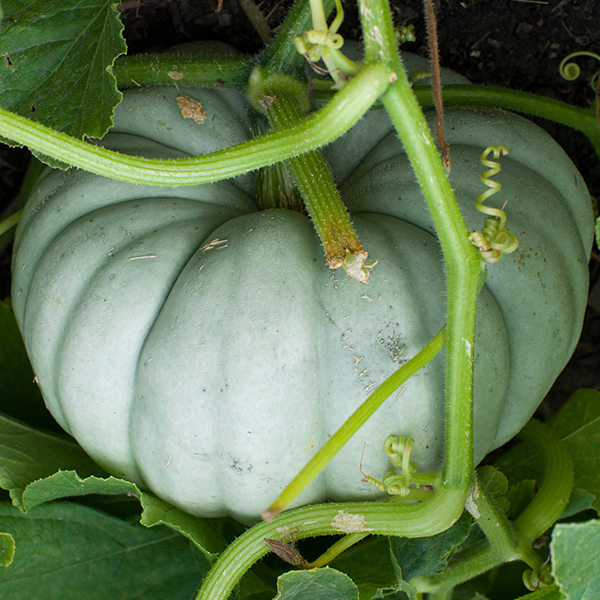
1,0,599,414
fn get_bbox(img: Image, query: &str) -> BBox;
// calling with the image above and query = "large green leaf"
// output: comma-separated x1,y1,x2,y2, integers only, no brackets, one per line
0,0,126,140
0,501,203,598
273,567,358,600
0,413,102,509
552,520,600,600
0,412,232,563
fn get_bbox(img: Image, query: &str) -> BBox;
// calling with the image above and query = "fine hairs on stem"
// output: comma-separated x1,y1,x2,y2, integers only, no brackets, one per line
423,0,450,171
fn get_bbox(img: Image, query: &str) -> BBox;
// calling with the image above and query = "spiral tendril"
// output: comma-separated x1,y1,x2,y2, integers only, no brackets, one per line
361,436,427,497
468,145,519,264
559,51,600,90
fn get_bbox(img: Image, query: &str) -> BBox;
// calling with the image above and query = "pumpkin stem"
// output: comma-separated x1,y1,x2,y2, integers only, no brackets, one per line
254,159,305,213
248,67,374,283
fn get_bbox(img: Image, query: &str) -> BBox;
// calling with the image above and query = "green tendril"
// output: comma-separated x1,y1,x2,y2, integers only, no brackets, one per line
559,51,600,91
468,145,519,264
362,435,438,497
293,0,361,88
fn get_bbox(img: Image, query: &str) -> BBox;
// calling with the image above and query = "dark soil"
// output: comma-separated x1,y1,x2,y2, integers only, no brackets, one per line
1,0,599,414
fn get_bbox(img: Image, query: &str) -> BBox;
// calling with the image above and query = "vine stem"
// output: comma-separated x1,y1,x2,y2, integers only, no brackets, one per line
0,62,389,187
0,210,22,237
113,53,252,89
414,84,600,159
412,420,573,593
196,485,467,600
371,13,483,489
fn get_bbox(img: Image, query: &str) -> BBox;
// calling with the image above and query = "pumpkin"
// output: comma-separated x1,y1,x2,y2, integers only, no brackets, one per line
11,69,593,523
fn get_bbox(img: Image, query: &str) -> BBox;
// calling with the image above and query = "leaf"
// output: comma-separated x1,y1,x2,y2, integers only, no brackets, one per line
23,471,233,563
0,532,14,567
0,501,203,599
0,299,59,432
495,389,600,516
0,411,231,562
547,389,600,514
273,567,359,600
0,0,126,140
389,512,472,581
330,536,406,600
561,488,595,520
0,413,102,508
139,492,229,562
504,479,536,521
513,585,565,599
20,470,136,512
387,553,420,600
551,519,600,600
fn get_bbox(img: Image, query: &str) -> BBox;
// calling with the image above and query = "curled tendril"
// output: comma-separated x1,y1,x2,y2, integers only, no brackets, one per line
468,145,519,264
293,0,345,61
361,435,436,497
293,0,361,88
559,51,600,90
522,562,554,591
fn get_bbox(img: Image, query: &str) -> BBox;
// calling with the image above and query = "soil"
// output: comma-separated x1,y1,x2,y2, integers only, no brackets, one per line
1,0,599,415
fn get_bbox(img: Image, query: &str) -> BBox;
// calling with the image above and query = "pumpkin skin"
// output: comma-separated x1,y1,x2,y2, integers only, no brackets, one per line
11,82,593,523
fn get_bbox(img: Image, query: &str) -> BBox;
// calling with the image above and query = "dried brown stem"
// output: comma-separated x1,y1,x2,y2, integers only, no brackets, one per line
423,0,451,171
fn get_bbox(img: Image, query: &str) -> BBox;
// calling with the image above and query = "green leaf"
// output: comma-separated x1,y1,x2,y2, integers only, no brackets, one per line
387,553,419,600
0,299,59,432
273,567,358,600
0,0,126,140
0,413,102,509
513,585,565,599
0,532,14,567
561,488,595,520
139,492,229,562
552,519,600,600
495,389,600,516
330,537,405,600
0,411,232,563
0,501,203,598
20,470,136,512
547,389,600,514
389,512,472,581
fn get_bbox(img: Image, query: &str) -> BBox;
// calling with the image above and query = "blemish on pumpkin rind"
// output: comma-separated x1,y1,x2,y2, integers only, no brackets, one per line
176,94,206,124
331,510,372,533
